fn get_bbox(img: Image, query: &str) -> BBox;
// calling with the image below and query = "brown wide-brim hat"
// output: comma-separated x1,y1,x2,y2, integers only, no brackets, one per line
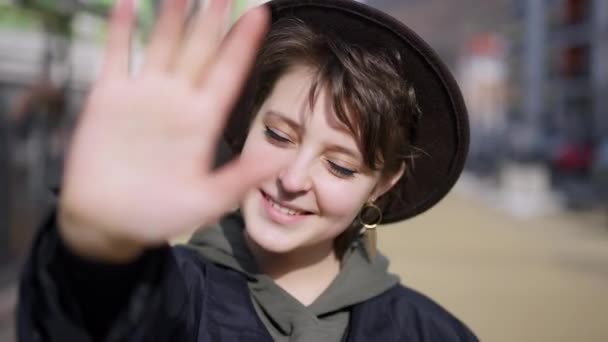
225,0,469,224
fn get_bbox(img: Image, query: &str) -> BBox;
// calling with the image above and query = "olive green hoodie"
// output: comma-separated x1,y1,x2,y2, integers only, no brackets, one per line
186,213,399,342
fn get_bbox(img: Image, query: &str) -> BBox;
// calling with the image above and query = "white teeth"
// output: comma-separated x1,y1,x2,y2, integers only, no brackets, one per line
267,196,303,216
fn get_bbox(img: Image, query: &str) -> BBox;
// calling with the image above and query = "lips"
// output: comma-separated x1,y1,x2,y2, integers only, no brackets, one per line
260,190,312,216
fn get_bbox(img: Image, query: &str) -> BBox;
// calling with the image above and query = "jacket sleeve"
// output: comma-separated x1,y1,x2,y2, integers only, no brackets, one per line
17,210,207,342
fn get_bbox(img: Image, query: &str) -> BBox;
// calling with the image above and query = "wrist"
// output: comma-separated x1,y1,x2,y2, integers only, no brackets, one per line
57,208,144,264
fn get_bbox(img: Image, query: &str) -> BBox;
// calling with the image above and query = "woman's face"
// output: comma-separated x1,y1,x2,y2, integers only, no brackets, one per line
239,66,399,254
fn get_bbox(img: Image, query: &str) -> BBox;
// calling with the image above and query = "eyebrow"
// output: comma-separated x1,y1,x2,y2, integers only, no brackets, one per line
264,110,302,132
326,144,362,161
264,110,362,160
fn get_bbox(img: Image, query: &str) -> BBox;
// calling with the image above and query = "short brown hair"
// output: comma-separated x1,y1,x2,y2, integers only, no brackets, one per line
229,17,422,206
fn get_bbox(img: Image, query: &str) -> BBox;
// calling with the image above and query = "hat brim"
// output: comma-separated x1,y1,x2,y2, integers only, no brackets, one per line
225,0,469,224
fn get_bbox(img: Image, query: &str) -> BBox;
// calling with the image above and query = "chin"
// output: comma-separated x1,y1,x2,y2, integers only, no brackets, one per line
246,228,300,254
242,207,307,254
240,190,311,254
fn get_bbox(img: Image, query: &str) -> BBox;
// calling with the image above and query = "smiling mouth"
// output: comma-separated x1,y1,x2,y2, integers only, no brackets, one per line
260,190,313,216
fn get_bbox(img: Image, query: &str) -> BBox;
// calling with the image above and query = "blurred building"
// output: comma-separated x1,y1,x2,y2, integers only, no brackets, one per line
505,0,608,207
508,0,608,151
459,33,508,178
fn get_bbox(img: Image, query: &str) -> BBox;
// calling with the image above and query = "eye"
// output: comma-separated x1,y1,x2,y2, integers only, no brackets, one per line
264,126,292,144
327,160,357,178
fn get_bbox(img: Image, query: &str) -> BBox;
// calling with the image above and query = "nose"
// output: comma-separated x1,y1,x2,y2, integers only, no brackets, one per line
277,156,313,197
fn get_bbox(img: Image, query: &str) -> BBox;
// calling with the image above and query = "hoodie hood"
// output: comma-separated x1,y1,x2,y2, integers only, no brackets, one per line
186,212,399,342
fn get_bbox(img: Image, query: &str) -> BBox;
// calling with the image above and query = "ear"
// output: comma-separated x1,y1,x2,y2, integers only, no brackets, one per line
371,162,405,201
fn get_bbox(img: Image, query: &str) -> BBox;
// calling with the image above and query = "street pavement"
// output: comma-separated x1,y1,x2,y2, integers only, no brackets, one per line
1,189,607,341
379,191,608,342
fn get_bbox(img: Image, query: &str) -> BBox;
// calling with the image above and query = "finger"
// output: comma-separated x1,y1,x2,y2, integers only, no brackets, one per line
203,152,287,215
174,0,231,83
101,0,135,79
142,0,188,73
198,6,269,138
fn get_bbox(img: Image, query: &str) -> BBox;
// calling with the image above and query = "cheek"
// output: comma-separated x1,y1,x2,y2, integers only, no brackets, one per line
314,171,370,223
241,128,268,154
241,126,290,159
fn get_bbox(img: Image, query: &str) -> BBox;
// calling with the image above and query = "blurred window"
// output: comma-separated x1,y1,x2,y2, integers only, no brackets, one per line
563,0,589,25
561,44,590,78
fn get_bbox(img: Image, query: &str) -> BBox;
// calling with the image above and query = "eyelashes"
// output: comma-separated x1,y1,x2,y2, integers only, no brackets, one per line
264,126,292,144
326,160,356,178
264,125,357,178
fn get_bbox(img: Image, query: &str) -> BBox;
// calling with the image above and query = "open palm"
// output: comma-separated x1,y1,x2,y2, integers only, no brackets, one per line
59,0,279,258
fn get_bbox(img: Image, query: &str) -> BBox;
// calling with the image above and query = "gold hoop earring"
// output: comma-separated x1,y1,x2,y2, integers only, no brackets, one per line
358,202,382,259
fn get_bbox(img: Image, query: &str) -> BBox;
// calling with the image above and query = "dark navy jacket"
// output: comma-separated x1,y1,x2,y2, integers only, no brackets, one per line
17,213,478,342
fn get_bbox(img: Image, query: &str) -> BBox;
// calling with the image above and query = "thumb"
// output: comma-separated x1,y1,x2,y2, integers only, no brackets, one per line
202,153,287,216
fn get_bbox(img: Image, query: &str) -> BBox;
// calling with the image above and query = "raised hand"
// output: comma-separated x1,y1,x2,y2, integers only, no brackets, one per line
58,0,279,262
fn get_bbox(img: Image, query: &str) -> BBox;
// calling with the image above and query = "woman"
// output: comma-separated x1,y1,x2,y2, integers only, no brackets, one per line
18,0,475,341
